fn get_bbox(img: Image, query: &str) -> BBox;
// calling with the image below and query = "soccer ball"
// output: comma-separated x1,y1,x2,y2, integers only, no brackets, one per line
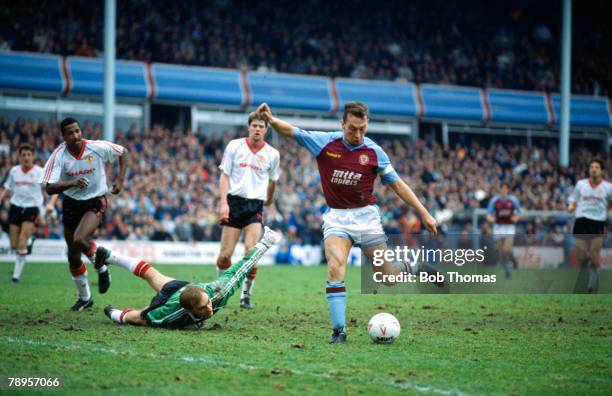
367,313,400,344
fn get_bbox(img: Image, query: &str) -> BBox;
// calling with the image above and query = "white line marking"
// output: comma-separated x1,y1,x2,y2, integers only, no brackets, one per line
2,336,471,395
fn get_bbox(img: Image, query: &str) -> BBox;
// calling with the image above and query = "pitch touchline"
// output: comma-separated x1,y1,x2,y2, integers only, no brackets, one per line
2,336,472,396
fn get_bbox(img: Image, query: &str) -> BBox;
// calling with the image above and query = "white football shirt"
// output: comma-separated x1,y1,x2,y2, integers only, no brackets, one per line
219,138,280,201
39,140,125,200
569,178,612,221
3,164,44,207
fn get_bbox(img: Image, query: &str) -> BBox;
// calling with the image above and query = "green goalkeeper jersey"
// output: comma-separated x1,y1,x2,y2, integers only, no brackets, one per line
145,244,266,328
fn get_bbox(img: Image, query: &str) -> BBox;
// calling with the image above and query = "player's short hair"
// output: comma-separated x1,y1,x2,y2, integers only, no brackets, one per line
247,111,268,127
60,117,79,134
342,101,369,121
18,144,35,154
589,158,605,170
179,285,205,310
501,181,511,189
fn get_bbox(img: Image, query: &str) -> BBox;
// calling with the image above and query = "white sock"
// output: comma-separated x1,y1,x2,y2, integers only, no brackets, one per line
13,252,26,280
588,267,600,290
108,251,141,273
241,279,255,300
72,273,92,301
109,309,130,324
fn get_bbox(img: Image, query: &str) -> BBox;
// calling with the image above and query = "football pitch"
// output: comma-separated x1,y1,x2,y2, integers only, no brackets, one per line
1,262,610,395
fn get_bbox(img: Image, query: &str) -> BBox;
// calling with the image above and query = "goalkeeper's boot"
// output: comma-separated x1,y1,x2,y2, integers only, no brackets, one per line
104,305,114,319
328,328,347,344
94,246,112,294
261,226,282,247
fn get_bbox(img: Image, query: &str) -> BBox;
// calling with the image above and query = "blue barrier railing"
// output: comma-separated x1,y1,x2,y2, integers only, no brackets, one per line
0,52,64,93
551,94,611,128
488,89,550,124
249,73,332,112
67,57,149,98
420,84,484,121
0,51,610,129
152,63,243,106
335,78,418,117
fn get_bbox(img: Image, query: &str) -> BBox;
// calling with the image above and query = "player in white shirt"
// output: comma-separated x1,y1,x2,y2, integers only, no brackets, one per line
216,112,280,309
567,159,612,293
39,118,129,311
0,144,57,283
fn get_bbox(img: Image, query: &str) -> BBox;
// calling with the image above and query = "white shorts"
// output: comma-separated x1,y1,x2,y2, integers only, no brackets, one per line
493,223,516,240
322,205,386,247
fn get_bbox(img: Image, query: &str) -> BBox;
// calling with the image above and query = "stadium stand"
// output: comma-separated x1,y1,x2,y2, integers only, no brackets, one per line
0,0,610,96
0,118,607,245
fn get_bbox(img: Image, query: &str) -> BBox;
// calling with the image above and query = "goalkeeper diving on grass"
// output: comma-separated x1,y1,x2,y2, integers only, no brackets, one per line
94,227,281,328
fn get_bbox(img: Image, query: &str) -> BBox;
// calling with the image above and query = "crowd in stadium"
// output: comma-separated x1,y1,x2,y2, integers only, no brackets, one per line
0,118,606,246
1,0,609,96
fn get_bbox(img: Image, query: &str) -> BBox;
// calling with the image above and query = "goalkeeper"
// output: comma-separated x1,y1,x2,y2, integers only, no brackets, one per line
96,227,281,328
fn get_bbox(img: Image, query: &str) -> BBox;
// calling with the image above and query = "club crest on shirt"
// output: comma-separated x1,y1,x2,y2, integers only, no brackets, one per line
257,155,266,163
84,155,94,164
359,154,369,165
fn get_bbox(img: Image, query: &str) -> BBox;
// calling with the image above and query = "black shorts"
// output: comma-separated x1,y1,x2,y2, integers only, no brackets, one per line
8,204,39,226
220,194,263,229
62,195,107,229
573,217,606,235
140,280,189,320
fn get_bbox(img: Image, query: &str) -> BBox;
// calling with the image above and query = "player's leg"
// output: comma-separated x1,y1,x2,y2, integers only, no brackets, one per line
587,236,603,292
210,227,281,309
496,238,511,277
12,221,35,282
104,306,148,326
361,241,445,287
73,210,110,292
240,222,262,309
574,238,589,268
9,223,22,282
501,236,514,277
64,226,93,311
94,245,172,292
362,242,403,286
216,226,241,277
324,236,352,343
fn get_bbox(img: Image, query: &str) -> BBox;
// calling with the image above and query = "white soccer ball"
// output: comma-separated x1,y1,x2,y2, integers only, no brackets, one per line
367,313,401,344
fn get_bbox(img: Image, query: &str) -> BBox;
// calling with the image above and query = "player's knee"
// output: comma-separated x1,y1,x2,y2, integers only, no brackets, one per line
72,235,89,252
327,260,345,280
247,266,258,280
216,255,231,270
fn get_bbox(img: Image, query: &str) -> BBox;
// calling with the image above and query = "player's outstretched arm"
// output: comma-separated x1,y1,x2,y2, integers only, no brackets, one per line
388,179,438,235
257,103,295,138
111,148,129,194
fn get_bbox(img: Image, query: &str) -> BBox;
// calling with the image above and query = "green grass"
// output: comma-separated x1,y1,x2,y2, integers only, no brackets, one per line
0,262,611,395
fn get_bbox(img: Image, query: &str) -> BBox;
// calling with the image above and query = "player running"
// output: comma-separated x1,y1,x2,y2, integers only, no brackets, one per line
97,227,281,328
39,118,129,311
567,159,612,293
486,182,522,278
257,101,438,343
216,112,280,309
0,144,57,283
